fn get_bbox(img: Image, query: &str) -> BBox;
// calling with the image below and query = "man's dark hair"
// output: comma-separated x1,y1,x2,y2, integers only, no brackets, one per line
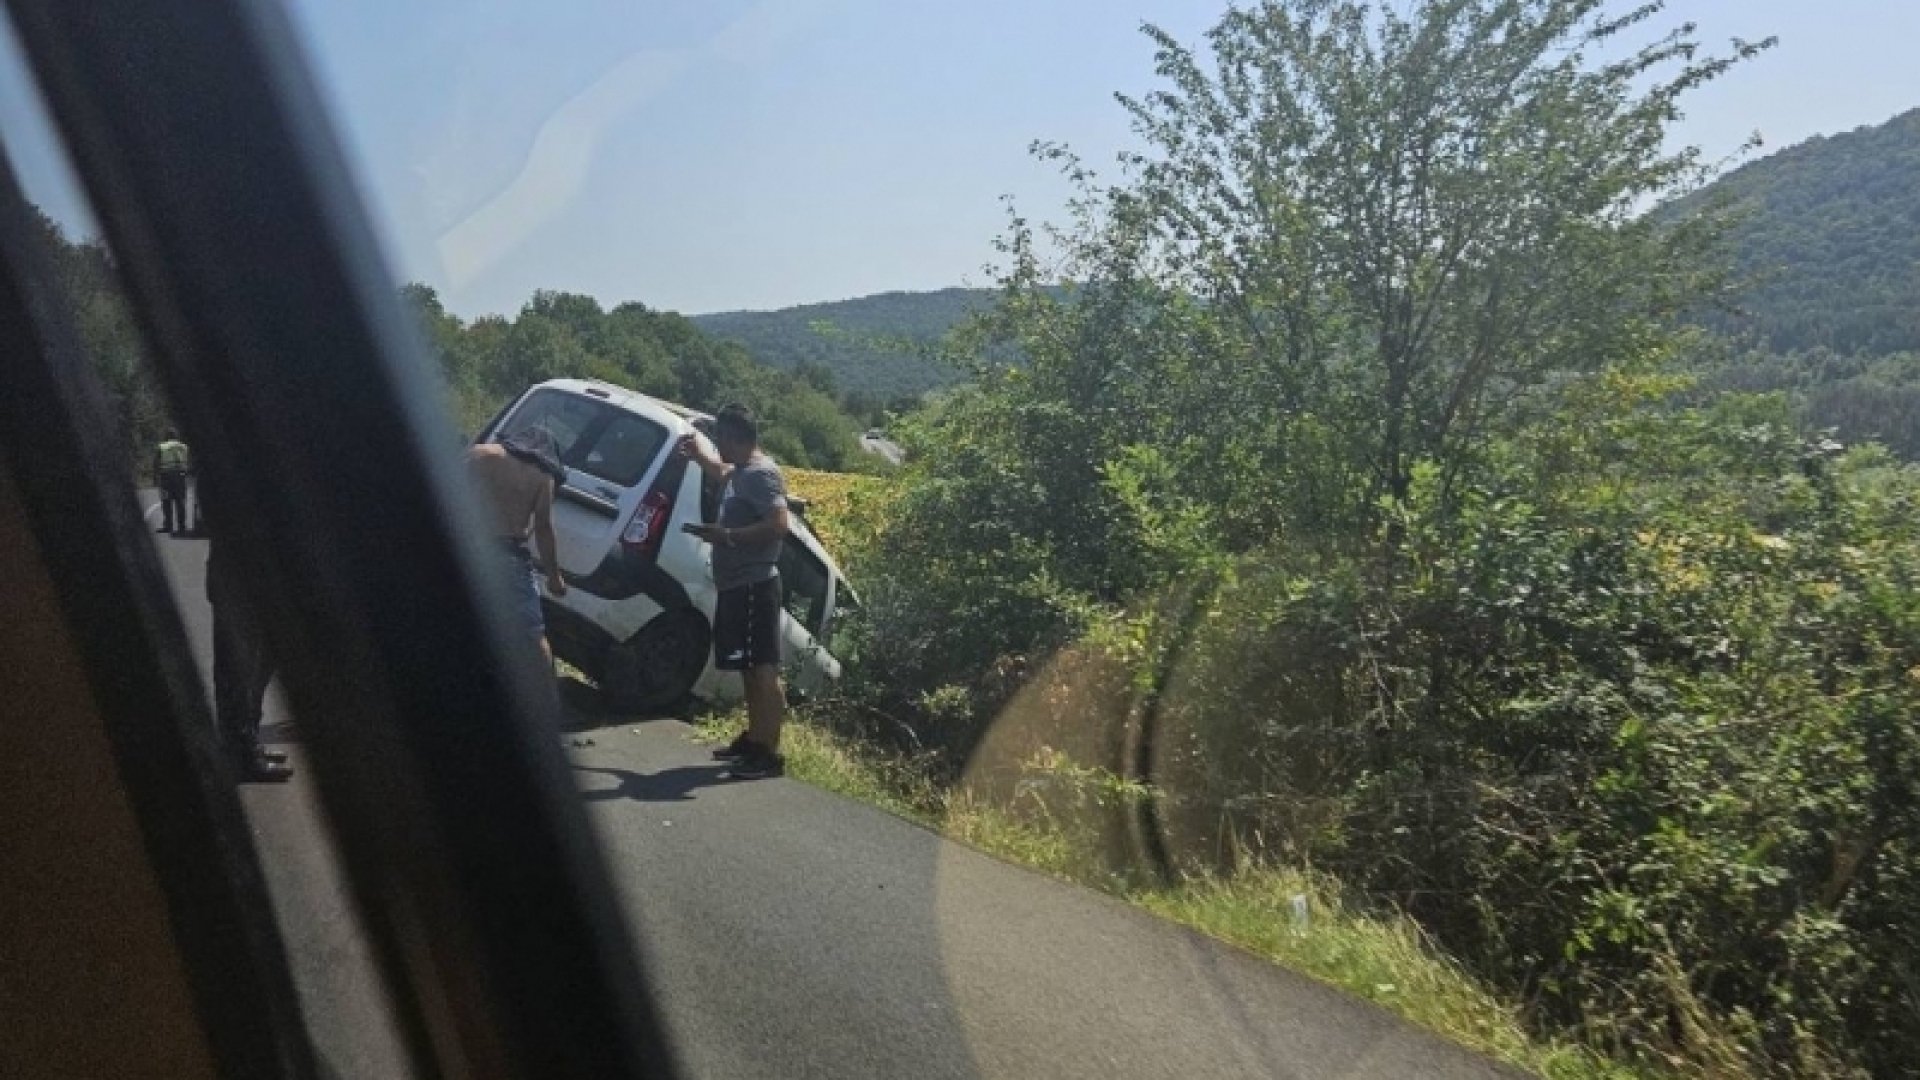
714,403,758,445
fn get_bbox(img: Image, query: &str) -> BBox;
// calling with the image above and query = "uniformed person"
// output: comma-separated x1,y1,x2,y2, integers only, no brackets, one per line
153,429,191,534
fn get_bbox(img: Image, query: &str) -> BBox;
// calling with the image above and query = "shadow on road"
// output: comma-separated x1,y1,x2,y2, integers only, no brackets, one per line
556,675,697,733
574,763,736,803
557,676,613,731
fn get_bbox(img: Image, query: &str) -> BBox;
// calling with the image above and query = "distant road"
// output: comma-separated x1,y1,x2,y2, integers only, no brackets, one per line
146,507,1516,1080
859,434,905,465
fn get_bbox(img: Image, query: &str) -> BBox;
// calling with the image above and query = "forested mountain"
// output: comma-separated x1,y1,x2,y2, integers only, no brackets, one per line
691,288,996,405
1706,347,1920,460
1656,106,1920,458
697,104,1919,401
704,100,1920,449
27,205,877,476
1675,106,1920,355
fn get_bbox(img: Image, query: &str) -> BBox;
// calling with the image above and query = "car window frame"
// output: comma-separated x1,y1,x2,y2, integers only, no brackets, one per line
778,530,833,638
0,1,683,1075
503,388,674,491
500,387,607,466
571,408,671,489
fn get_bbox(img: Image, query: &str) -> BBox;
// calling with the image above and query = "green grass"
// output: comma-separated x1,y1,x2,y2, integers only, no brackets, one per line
1131,875,1650,1080
691,713,1667,1080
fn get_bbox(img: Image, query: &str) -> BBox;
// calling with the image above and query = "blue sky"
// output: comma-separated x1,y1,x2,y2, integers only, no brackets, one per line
4,1,1917,317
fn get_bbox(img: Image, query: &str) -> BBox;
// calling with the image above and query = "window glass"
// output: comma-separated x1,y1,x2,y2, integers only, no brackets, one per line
498,389,599,466
17,0,1919,1076
0,16,421,1072
574,411,667,488
776,534,830,638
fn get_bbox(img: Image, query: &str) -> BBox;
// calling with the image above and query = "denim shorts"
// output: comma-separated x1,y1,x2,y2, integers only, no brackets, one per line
501,542,544,637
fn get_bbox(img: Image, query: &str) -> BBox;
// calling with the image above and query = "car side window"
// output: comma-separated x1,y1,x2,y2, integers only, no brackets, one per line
575,412,669,488
777,535,831,639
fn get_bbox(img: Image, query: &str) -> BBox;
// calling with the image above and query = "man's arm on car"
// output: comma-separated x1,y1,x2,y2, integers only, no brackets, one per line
678,435,732,482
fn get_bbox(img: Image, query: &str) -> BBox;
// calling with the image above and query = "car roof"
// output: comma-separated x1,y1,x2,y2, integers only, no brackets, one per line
532,378,707,431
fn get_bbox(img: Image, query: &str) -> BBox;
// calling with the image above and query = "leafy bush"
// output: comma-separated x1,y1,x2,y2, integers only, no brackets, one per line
827,362,1920,1073
807,3,1920,1074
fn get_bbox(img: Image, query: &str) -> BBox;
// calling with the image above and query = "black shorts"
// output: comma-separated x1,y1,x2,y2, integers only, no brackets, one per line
713,578,782,671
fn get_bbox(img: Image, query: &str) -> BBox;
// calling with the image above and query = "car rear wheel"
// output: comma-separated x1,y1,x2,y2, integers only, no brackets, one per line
599,611,709,715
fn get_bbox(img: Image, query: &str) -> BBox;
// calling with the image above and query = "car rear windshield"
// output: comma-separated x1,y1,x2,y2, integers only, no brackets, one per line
499,389,670,488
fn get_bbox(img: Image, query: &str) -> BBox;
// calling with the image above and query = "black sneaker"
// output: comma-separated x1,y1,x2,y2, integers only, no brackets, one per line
711,733,756,761
728,748,785,780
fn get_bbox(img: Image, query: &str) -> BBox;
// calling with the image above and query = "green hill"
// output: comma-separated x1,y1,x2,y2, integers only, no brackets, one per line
1677,106,1920,355
23,201,882,475
1661,107,1920,458
698,102,1920,403
691,288,996,403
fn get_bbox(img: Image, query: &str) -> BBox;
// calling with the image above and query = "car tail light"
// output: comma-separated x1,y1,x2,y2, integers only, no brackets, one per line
621,490,673,557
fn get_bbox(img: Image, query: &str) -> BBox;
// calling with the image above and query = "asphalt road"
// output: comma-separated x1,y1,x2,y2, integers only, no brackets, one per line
857,435,905,466
147,513,1516,1080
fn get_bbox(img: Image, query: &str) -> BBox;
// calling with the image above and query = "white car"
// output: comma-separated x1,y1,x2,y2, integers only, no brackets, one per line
480,378,853,712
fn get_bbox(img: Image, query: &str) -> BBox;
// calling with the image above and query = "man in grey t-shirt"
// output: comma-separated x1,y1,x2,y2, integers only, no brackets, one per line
682,404,790,778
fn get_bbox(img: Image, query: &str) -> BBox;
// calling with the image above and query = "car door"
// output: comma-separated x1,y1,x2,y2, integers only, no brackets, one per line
491,389,672,577
774,527,840,694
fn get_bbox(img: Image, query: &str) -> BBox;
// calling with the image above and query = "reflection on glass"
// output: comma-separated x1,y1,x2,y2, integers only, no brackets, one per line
8,0,1920,1075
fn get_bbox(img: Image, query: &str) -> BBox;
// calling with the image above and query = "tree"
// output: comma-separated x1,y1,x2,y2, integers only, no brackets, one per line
387,285,868,469
24,208,167,476
825,4,1920,1073
1028,0,1768,526
399,283,467,383
523,289,604,342
793,359,839,398
492,313,594,390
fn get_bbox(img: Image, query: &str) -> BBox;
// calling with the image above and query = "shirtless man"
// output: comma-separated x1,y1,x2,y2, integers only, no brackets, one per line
466,428,568,663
